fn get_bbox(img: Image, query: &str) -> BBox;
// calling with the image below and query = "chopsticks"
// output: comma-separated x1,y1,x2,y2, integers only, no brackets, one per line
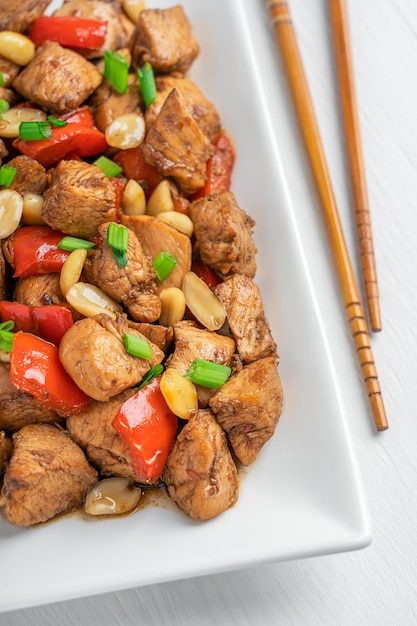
329,0,381,332
266,1,388,431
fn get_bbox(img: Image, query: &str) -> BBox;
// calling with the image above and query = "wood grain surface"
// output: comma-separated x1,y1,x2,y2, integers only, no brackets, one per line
2,0,416,623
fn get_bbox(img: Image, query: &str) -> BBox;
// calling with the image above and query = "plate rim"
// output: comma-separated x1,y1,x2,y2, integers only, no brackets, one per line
0,0,372,613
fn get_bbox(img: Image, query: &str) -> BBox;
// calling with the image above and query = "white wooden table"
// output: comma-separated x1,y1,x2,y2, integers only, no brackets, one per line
2,0,416,623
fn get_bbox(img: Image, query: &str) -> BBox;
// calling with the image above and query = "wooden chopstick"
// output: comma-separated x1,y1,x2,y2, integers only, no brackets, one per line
329,0,382,332
266,0,388,431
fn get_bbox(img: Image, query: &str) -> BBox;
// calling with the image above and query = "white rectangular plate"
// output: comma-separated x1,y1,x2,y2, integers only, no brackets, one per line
0,0,371,612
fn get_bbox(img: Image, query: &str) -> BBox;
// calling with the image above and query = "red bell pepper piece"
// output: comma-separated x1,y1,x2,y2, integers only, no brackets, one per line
191,129,235,200
10,332,90,417
29,16,107,50
113,146,163,198
171,193,190,216
112,377,178,484
191,260,221,289
0,301,73,345
14,125,108,169
13,106,108,168
10,226,70,278
58,105,96,127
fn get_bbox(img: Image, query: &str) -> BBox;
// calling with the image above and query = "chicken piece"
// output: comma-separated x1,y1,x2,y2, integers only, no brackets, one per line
13,272,83,321
127,320,173,353
163,409,238,521
0,363,63,432
132,6,199,74
12,42,102,115
59,313,165,401
214,275,276,363
0,424,97,527
0,55,20,87
42,160,117,239
209,356,283,466
90,74,142,132
0,431,12,473
83,222,161,323
189,191,257,278
0,87,19,109
0,0,50,33
167,321,235,407
54,0,134,59
142,88,213,196
14,273,64,307
168,322,235,373
7,156,47,196
121,214,192,293
67,389,136,480
145,76,221,142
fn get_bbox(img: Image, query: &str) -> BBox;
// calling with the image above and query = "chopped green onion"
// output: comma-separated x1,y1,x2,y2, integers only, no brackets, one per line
104,50,128,94
123,332,153,360
152,251,177,281
0,321,15,352
107,223,129,268
0,320,14,332
58,236,95,251
47,115,68,128
107,222,128,252
0,73,4,87
137,62,157,108
0,329,14,353
0,165,16,188
185,359,231,388
19,121,52,141
112,248,128,268
94,155,122,178
137,364,164,390
0,98,10,116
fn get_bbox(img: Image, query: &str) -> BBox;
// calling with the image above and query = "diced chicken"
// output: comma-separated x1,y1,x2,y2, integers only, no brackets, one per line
12,42,103,115
13,272,84,321
189,191,257,278
67,389,137,480
42,160,117,239
127,320,173,353
132,6,199,74
0,55,19,88
53,0,134,59
209,356,284,466
0,423,97,527
59,313,165,401
0,431,12,473
145,76,221,142
0,363,63,432
0,0,50,33
214,275,277,363
7,155,47,196
14,273,64,307
167,321,235,406
142,88,213,195
163,409,239,521
121,214,192,293
168,321,236,373
0,87,18,107
84,222,161,323
90,74,142,132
